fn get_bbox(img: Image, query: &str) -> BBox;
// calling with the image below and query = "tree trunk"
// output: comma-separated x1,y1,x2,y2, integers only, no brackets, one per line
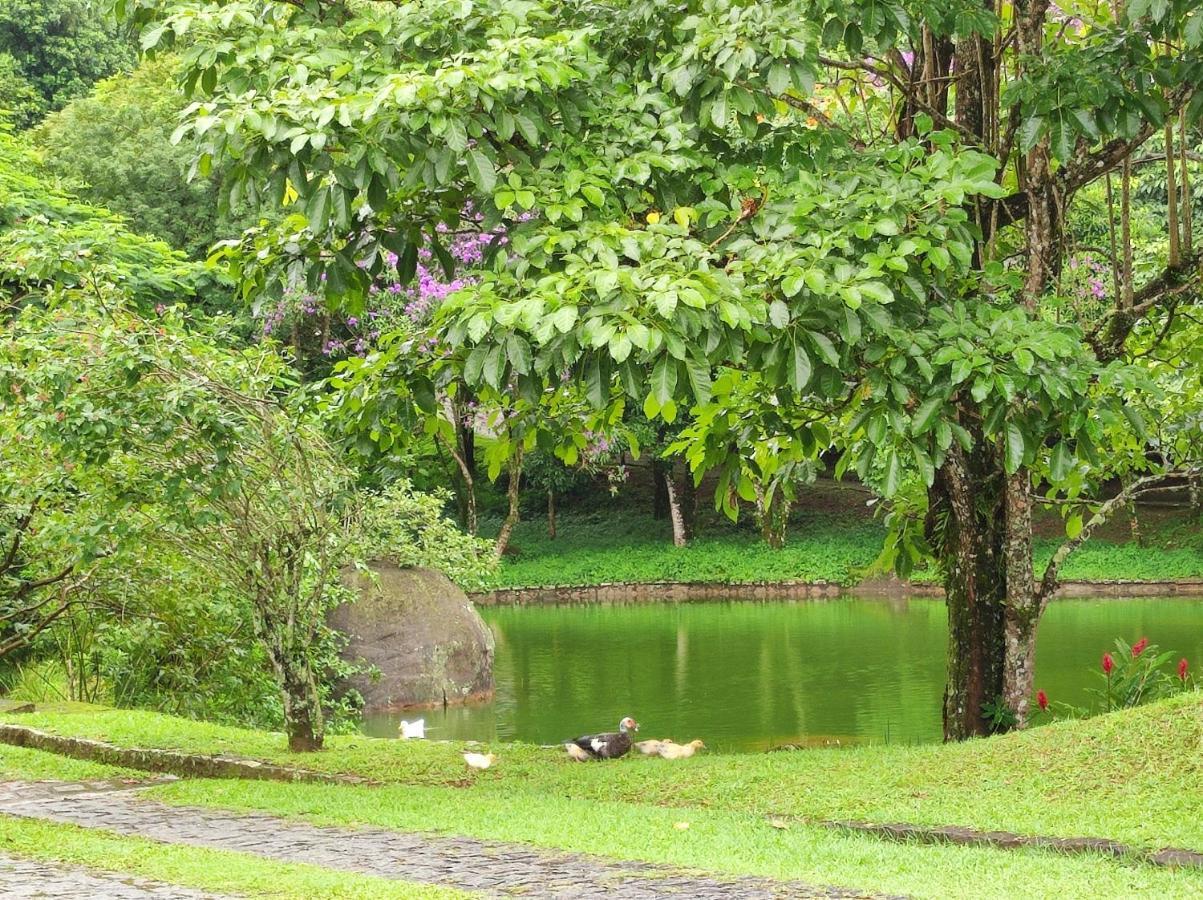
664,470,688,548
494,446,524,559
1001,470,1039,729
281,662,324,752
681,469,697,540
1127,491,1143,547
652,460,670,519
929,442,1009,740
547,488,556,539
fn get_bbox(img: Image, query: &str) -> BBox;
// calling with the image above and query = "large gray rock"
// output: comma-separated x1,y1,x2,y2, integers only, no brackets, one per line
331,563,494,710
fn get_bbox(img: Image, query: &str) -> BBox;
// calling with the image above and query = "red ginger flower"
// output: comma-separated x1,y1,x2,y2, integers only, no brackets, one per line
1132,637,1149,657
1037,690,1049,711
1179,658,1189,682
1103,652,1115,675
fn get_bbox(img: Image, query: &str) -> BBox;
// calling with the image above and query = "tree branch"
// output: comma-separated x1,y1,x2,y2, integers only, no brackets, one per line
1087,249,1203,360
1036,469,1200,603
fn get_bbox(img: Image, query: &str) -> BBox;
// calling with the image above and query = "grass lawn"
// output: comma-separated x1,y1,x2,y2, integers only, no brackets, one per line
0,816,469,898
482,507,1203,590
3,695,1203,899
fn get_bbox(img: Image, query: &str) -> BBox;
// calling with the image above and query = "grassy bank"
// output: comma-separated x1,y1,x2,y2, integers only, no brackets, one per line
482,509,1203,590
4,696,1203,851
0,725,1200,900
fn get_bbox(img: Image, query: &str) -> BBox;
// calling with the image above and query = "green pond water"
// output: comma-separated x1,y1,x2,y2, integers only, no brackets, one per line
359,597,1203,751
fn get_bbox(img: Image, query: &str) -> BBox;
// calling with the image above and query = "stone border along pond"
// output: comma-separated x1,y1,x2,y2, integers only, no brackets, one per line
471,577,1203,605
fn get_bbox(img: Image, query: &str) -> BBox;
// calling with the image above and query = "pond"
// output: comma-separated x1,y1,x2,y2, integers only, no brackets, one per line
359,597,1203,751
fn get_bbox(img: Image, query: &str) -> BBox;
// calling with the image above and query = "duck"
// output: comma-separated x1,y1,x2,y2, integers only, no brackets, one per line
635,738,673,756
658,739,705,760
565,716,639,760
398,718,425,739
463,751,496,770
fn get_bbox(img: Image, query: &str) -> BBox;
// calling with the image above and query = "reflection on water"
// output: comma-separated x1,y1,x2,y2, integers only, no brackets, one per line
359,597,1203,751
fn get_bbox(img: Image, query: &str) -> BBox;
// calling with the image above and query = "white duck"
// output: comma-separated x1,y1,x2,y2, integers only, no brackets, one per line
398,718,425,739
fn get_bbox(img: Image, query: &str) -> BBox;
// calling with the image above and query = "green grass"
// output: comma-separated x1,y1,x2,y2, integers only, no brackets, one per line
4,701,1203,898
0,742,141,781
0,816,470,899
145,777,1203,900
6,695,1203,851
484,510,1203,590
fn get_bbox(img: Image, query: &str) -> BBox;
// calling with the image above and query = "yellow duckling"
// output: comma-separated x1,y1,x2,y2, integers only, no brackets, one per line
658,739,705,760
635,739,674,755
463,752,496,770
563,742,592,762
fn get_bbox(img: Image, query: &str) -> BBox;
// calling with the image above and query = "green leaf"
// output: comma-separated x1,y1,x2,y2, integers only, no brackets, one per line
466,150,497,194
584,355,605,410
1066,513,1083,540
710,94,728,129
1014,347,1034,374
507,333,532,374
685,355,712,404
882,449,901,497
483,345,505,389
769,299,790,328
652,356,678,405
551,306,578,333
767,62,790,95
1049,441,1073,482
788,341,812,391
1019,116,1044,153
1004,421,1026,474
809,331,840,366
911,396,944,435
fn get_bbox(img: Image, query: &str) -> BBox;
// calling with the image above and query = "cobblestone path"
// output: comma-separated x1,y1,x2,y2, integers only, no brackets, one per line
0,852,230,899
0,780,893,899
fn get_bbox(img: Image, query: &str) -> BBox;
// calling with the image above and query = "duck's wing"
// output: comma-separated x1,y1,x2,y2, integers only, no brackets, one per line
570,732,618,757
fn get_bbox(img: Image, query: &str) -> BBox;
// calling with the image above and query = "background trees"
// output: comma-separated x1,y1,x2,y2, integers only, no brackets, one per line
0,0,135,128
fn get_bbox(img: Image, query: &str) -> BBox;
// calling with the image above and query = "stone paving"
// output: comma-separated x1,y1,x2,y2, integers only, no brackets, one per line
0,853,230,899
0,779,892,899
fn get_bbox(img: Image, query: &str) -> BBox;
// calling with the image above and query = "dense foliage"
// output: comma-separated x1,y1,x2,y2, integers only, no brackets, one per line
0,0,135,128
34,57,244,257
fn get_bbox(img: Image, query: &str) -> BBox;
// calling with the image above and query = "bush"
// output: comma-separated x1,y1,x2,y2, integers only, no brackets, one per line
358,480,497,592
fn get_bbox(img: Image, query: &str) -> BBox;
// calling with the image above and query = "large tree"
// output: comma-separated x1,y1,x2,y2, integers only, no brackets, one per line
125,0,1203,738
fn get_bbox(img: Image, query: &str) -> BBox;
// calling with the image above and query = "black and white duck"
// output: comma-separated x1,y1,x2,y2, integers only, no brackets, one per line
564,716,639,760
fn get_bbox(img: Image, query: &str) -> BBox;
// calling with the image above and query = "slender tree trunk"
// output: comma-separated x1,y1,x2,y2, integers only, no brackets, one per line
929,442,1009,740
547,488,556,539
494,446,524,559
681,469,697,540
664,470,688,548
440,432,478,536
1127,486,1143,546
1121,156,1134,306
1181,111,1193,256
1167,121,1181,267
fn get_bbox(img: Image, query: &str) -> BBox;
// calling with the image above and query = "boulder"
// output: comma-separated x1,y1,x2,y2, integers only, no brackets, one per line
331,562,494,710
